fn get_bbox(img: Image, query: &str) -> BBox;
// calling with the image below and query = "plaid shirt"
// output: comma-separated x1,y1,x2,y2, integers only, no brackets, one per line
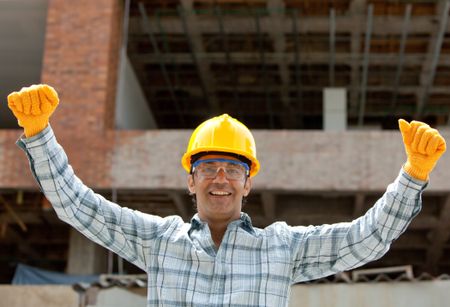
18,126,426,307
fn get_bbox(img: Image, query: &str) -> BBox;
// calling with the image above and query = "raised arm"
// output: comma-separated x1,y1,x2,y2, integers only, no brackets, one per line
8,84,184,271
287,119,445,283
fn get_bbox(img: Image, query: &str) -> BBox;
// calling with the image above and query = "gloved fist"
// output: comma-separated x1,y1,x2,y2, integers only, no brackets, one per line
399,119,446,181
7,84,59,137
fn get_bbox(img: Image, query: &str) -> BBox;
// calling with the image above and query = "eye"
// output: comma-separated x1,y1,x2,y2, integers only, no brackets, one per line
202,165,217,174
226,168,240,175
227,164,246,175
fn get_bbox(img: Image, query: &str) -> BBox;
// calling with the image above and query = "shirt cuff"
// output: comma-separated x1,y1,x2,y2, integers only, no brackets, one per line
396,168,428,197
16,124,56,163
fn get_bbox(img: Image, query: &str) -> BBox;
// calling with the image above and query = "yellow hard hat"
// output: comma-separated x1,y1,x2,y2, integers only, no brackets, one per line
181,114,260,177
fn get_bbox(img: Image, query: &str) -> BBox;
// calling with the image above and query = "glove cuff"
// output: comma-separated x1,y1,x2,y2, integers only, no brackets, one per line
24,122,48,138
403,161,430,181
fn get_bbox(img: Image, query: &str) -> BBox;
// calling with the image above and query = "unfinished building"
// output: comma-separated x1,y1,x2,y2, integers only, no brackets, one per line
0,0,450,291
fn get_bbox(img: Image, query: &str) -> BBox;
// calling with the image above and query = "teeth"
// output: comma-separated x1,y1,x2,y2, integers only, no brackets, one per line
210,191,230,196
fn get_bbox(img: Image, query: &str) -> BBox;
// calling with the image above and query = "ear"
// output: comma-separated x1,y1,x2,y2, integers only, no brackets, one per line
243,177,252,197
187,175,196,194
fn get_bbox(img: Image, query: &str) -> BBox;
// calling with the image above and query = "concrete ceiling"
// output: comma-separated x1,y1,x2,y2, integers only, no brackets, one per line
0,0,47,129
127,0,450,129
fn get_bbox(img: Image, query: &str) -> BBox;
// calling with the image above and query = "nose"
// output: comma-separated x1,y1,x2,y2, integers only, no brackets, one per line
212,167,229,183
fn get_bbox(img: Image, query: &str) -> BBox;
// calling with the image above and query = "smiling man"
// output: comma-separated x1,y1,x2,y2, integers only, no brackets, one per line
7,84,447,306
182,115,256,248
187,153,252,246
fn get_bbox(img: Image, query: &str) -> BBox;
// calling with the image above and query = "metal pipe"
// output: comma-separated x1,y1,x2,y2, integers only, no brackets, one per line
111,188,123,274
215,6,240,111
391,4,411,110
139,3,185,126
417,0,450,117
292,9,303,128
329,8,336,86
177,5,211,113
255,9,274,128
156,9,181,88
358,4,373,127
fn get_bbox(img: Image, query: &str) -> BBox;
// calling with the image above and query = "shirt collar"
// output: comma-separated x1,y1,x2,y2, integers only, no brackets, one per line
190,214,204,230
189,212,256,235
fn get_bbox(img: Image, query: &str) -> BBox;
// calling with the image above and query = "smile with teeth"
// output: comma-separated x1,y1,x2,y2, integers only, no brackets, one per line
210,191,232,196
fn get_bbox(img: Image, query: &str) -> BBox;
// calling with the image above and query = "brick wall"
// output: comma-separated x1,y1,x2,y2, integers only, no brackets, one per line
34,0,122,188
0,0,122,188
42,0,122,135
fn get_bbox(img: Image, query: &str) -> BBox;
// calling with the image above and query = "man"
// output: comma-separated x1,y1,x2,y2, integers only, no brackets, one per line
7,84,446,306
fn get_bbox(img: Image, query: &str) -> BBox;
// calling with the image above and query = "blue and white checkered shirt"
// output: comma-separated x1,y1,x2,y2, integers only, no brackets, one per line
18,126,426,307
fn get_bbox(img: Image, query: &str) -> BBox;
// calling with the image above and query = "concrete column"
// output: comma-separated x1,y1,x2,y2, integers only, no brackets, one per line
66,228,108,275
116,56,157,129
323,88,347,131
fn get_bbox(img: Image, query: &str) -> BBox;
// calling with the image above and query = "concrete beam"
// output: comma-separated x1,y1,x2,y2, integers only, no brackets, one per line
0,195,27,232
267,0,293,128
358,4,373,126
0,211,59,225
349,0,366,113
129,15,444,35
169,191,190,221
409,216,440,230
391,4,412,109
179,0,219,113
416,0,449,118
3,225,40,259
353,193,366,218
132,52,450,67
261,192,276,224
66,229,108,275
146,84,450,97
393,233,430,249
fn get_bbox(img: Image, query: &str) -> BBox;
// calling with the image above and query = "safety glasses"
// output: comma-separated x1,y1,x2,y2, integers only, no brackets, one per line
192,158,250,180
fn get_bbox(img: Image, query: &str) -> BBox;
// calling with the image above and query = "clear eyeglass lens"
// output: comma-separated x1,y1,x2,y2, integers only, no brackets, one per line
196,162,246,180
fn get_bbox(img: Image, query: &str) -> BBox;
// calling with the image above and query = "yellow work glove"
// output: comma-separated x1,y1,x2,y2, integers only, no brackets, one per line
398,119,446,181
7,84,59,137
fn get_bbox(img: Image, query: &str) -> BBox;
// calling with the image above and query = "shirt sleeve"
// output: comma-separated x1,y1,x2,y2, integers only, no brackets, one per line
284,170,426,283
16,125,182,271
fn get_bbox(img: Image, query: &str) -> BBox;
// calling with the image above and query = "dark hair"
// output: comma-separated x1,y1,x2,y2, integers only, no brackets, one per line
190,151,252,174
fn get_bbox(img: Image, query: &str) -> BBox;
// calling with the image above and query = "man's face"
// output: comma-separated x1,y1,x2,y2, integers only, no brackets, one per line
187,154,252,222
